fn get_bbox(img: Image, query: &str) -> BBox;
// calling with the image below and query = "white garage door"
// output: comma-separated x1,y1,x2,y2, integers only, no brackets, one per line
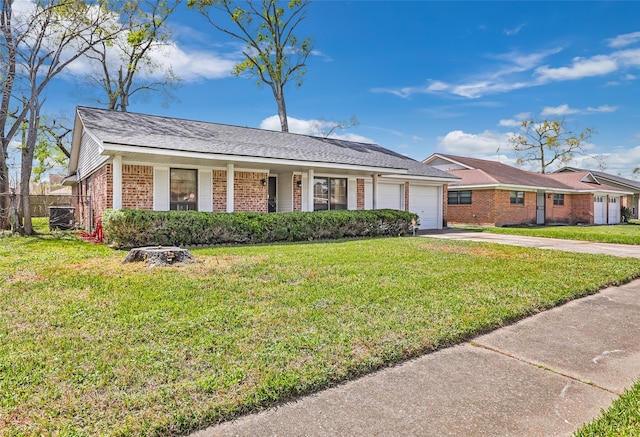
594,195,606,224
377,182,404,210
409,185,440,229
608,196,620,224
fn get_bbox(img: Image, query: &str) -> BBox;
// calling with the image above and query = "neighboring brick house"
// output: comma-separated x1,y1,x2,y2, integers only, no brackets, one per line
64,107,459,231
554,167,640,220
423,154,632,227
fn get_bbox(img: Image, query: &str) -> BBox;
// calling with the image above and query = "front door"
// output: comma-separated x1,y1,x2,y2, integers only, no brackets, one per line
268,176,277,213
536,192,545,225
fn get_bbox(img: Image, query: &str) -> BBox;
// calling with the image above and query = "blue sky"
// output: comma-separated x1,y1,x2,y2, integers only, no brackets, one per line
34,0,640,178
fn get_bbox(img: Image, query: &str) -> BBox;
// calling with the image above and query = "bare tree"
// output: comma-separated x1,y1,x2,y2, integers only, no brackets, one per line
509,118,595,173
189,0,312,132
85,0,181,111
1,0,121,234
314,115,360,138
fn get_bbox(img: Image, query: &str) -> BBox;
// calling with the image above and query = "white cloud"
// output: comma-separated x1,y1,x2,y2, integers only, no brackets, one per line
504,23,526,36
498,112,530,127
569,148,640,179
541,104,580,116
437,130,512,155
607,31,640,48
259,115,375,143
539,104,617,117
586,105,617,113
535,55,618,81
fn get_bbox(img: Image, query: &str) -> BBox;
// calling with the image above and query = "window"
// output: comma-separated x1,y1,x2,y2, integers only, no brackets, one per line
448,190,472,205
553,193,564,206
170,169,197,210
595,195,604,203
314,177,347,211
510,191,524,205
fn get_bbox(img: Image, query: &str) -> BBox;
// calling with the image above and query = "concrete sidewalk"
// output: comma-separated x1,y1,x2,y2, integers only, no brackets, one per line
421,229,640,258
192,234,640,436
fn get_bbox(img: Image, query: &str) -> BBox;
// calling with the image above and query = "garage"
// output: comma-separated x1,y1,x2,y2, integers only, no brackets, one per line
594,195,606,224
377,182,405,210
409,185,441,229
608,196,620,224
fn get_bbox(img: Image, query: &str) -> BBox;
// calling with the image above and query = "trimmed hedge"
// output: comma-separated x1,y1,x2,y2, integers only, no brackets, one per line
101,209,419,248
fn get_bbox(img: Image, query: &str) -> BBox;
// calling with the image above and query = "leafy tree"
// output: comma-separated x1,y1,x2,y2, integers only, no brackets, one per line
84,0,181,111
509,118,595,173
0,0,120,234
189,0,312,132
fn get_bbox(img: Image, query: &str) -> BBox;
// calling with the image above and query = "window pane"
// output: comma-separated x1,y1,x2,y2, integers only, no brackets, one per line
314,177,329,211
460,191,472,205
447,191,458,205
510,191,524,205
170,169,198,211
554,194,564,206
330,178,347,210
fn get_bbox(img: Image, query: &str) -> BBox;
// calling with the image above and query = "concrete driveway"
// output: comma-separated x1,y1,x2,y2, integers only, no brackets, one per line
421,229,640,258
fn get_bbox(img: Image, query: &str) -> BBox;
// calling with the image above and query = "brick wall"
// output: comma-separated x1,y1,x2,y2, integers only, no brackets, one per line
234,171,268,212
293,174,302,211
447,189,496,226
568,193,593,224
442,185,448,228
122,165,153,210
212,170,227,212
404,182,410,211
89,164,112,226
493,190,537,226
356,179,364,210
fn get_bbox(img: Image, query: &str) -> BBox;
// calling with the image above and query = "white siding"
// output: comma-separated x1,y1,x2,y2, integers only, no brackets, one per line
348,178,357,210
198,170,213,212
364,180,373,210
154,167,170,211
278,173,294,212
78,132,108,179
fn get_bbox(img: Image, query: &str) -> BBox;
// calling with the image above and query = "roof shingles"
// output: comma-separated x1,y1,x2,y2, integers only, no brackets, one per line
78,107,457,179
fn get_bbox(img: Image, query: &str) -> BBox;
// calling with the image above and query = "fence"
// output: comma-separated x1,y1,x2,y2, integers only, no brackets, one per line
0,193,92,231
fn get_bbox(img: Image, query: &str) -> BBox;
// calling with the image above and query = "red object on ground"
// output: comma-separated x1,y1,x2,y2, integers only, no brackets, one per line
78,218,104,243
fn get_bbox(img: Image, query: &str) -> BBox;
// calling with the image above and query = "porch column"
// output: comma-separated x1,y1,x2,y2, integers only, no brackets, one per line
112,155,122,210
226,163,234,213
372,173,379,210
307,169,314,212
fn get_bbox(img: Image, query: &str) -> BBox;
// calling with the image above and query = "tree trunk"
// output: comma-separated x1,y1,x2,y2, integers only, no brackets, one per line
0,152,10,230
123,246,194,266
19,100,40,235
274,83,288,132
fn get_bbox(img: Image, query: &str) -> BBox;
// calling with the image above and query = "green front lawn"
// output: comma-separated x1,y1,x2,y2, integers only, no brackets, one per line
462,223,640,245
1,231,640,435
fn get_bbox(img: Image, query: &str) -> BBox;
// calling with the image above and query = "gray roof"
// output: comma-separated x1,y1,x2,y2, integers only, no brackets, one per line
556,167,640,191
77,106,457,179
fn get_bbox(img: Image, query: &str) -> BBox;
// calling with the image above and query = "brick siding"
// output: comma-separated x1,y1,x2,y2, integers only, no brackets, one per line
293,174,302,211
89,164,112,226
213,170,227,212
122,165,153,210
356,179,365,210
234,171,268,212
447,188,596,226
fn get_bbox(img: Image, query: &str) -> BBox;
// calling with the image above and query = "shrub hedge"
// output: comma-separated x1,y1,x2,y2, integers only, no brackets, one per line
101,209,419,248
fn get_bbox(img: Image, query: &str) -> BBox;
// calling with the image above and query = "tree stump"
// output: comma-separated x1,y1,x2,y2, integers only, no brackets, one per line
123,246,194,266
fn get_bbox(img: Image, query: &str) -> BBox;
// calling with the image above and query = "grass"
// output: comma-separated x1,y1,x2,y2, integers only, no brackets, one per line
459,223,640,245
1,225,640,435
574,380,640,436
